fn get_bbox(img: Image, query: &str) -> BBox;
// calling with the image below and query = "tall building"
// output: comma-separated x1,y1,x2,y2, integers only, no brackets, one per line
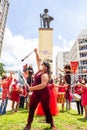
63,51,70,66
56,29,87,79
56,51,70,77
0,0,9,57
56,51,64,77
69,41,79,62
67,29,87,81
75,29,87,77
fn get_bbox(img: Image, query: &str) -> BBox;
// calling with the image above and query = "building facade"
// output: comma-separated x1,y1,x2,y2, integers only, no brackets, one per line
69,29,87,77
75,29,87,78
0,0,9,57
56,51,70,77
56,29,87,79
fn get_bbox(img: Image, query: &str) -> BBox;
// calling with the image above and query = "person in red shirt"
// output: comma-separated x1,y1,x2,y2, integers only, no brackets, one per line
58,64,73,111
74,82,83,115
10,79,21,113
0,72,12,115
77,78,87,119
19,86,27,108
57,79,67,112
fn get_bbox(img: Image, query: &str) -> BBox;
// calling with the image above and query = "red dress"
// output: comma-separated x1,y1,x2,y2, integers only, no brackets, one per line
57,85,66,104
10,84,20,103
81,87,87,106
35,83,59,116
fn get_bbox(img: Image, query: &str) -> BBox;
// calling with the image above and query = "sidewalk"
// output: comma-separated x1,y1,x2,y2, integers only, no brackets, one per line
71,102,77,110
58,102,77,111
0,99,12,111
0,99,77,112
6,100,12,111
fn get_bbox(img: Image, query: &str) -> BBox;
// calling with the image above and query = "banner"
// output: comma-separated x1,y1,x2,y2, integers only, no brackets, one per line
70,61,79,74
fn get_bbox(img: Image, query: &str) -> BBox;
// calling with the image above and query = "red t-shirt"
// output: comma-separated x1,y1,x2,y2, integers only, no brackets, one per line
2,77,12,100
74,85,82,95
58,85,66,92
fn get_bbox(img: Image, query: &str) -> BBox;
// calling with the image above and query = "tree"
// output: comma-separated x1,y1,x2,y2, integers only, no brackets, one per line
0,63,6,76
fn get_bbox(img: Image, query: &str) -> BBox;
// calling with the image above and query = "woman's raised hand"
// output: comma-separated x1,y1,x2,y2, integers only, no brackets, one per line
34,48,38,53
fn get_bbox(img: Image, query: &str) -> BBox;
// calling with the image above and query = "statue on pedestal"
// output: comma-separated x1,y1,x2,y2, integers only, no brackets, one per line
40,9,54,28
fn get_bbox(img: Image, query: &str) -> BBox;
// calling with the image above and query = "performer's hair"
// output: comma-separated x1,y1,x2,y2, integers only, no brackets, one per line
43,61,51,79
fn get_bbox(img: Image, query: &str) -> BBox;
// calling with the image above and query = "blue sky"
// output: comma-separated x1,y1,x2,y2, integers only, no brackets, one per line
1,0,87,75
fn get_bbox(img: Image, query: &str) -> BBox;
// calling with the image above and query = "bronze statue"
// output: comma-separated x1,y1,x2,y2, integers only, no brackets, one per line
40,9,54,28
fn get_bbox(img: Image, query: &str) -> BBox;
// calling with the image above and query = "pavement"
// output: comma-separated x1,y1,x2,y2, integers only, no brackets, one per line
71,102,77,110
0,99,12,111
6,100,12,111
0,99,77,112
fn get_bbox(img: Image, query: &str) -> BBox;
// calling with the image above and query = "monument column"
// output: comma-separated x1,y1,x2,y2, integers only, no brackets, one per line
39,28,53,73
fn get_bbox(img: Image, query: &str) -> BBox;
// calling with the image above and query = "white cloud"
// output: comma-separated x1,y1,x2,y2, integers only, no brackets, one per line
1,27,74,75
1,28,38,72
58,35,62,40
58,34,75,51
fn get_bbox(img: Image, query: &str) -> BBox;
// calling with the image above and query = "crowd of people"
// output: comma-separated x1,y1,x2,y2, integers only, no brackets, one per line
0,73,28,114
0,48,87,130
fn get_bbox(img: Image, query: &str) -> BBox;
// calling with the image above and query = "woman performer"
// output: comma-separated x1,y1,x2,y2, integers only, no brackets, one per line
57,79,67,112
58,64,72,87
77,78,87,119
73,81,83,115
10,79,21,113
23,48,56,130
35,78,59,116
58,64,72,111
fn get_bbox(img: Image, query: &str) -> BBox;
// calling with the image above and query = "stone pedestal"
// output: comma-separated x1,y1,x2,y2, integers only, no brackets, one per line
39,28,53,73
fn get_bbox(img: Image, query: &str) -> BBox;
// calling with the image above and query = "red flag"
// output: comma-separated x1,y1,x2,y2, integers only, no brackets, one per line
70,61,79,74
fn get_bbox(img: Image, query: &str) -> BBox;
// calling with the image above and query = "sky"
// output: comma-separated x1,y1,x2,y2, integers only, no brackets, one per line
1,0,87,75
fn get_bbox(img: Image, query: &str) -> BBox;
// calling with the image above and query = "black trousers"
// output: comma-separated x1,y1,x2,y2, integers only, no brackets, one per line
19,96,25,108
76,99,83,114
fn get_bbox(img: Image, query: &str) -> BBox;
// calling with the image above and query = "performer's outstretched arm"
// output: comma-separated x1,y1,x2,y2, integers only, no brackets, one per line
34,48,42,70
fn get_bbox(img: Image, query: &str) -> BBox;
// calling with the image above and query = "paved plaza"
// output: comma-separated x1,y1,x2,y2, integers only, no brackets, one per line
0,99,77,112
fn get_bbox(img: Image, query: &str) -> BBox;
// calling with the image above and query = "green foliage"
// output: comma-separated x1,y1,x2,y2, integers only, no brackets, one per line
0,108,87,130
0,63,6,76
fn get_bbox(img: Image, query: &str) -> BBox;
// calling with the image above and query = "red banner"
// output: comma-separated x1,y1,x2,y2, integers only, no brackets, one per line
70,61,79,74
